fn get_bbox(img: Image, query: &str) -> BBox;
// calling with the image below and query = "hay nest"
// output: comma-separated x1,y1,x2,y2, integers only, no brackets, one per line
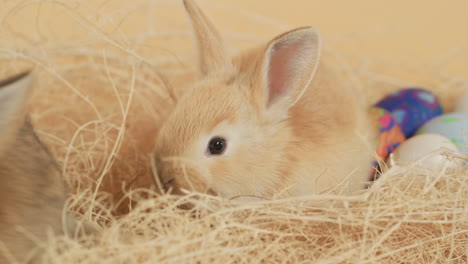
1,1,467,263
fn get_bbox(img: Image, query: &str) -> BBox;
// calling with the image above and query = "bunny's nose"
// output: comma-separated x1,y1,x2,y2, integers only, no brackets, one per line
162,178,175,193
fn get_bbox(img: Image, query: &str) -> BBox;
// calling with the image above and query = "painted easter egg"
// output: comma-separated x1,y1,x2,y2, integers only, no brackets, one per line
415,112,468,152
454,88,468,114
375,88,443,138
389,133,460,170
369,106,406,162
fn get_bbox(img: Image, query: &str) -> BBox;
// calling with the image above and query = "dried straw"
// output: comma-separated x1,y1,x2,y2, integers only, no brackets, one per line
0,0,467,263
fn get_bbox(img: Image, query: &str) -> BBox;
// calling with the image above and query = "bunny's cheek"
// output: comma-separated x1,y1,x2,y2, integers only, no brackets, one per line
207,157,261,199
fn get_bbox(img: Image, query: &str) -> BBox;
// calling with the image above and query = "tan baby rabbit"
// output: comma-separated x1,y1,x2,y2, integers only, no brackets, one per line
0,72,79,263
154,0,375,200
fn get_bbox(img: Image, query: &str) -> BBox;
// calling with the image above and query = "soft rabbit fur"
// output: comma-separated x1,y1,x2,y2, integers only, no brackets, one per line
0,72,78,263
154,0,376,199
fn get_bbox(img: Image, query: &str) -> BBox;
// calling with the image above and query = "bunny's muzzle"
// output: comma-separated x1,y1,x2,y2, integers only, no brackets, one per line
155,157,215,196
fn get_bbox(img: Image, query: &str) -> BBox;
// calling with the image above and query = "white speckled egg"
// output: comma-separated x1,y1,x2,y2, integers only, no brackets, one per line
389,133,460,170
415,112,468,152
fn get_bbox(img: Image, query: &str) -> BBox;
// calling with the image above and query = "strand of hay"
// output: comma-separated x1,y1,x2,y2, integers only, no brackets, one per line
0,0,467,263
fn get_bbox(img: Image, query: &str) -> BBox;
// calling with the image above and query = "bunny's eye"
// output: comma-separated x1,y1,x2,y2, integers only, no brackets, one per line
208,137,226,155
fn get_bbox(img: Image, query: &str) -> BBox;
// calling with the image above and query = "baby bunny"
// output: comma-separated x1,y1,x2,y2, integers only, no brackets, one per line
0,72,79,263
154,0,375,200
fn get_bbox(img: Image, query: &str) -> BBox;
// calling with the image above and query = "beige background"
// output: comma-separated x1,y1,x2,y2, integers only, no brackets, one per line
1,0,467,78
224,0,468,78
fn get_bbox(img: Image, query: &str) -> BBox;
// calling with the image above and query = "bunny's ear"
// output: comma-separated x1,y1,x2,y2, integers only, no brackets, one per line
183,0,230,77
0,71,33,146
253,27,321,116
